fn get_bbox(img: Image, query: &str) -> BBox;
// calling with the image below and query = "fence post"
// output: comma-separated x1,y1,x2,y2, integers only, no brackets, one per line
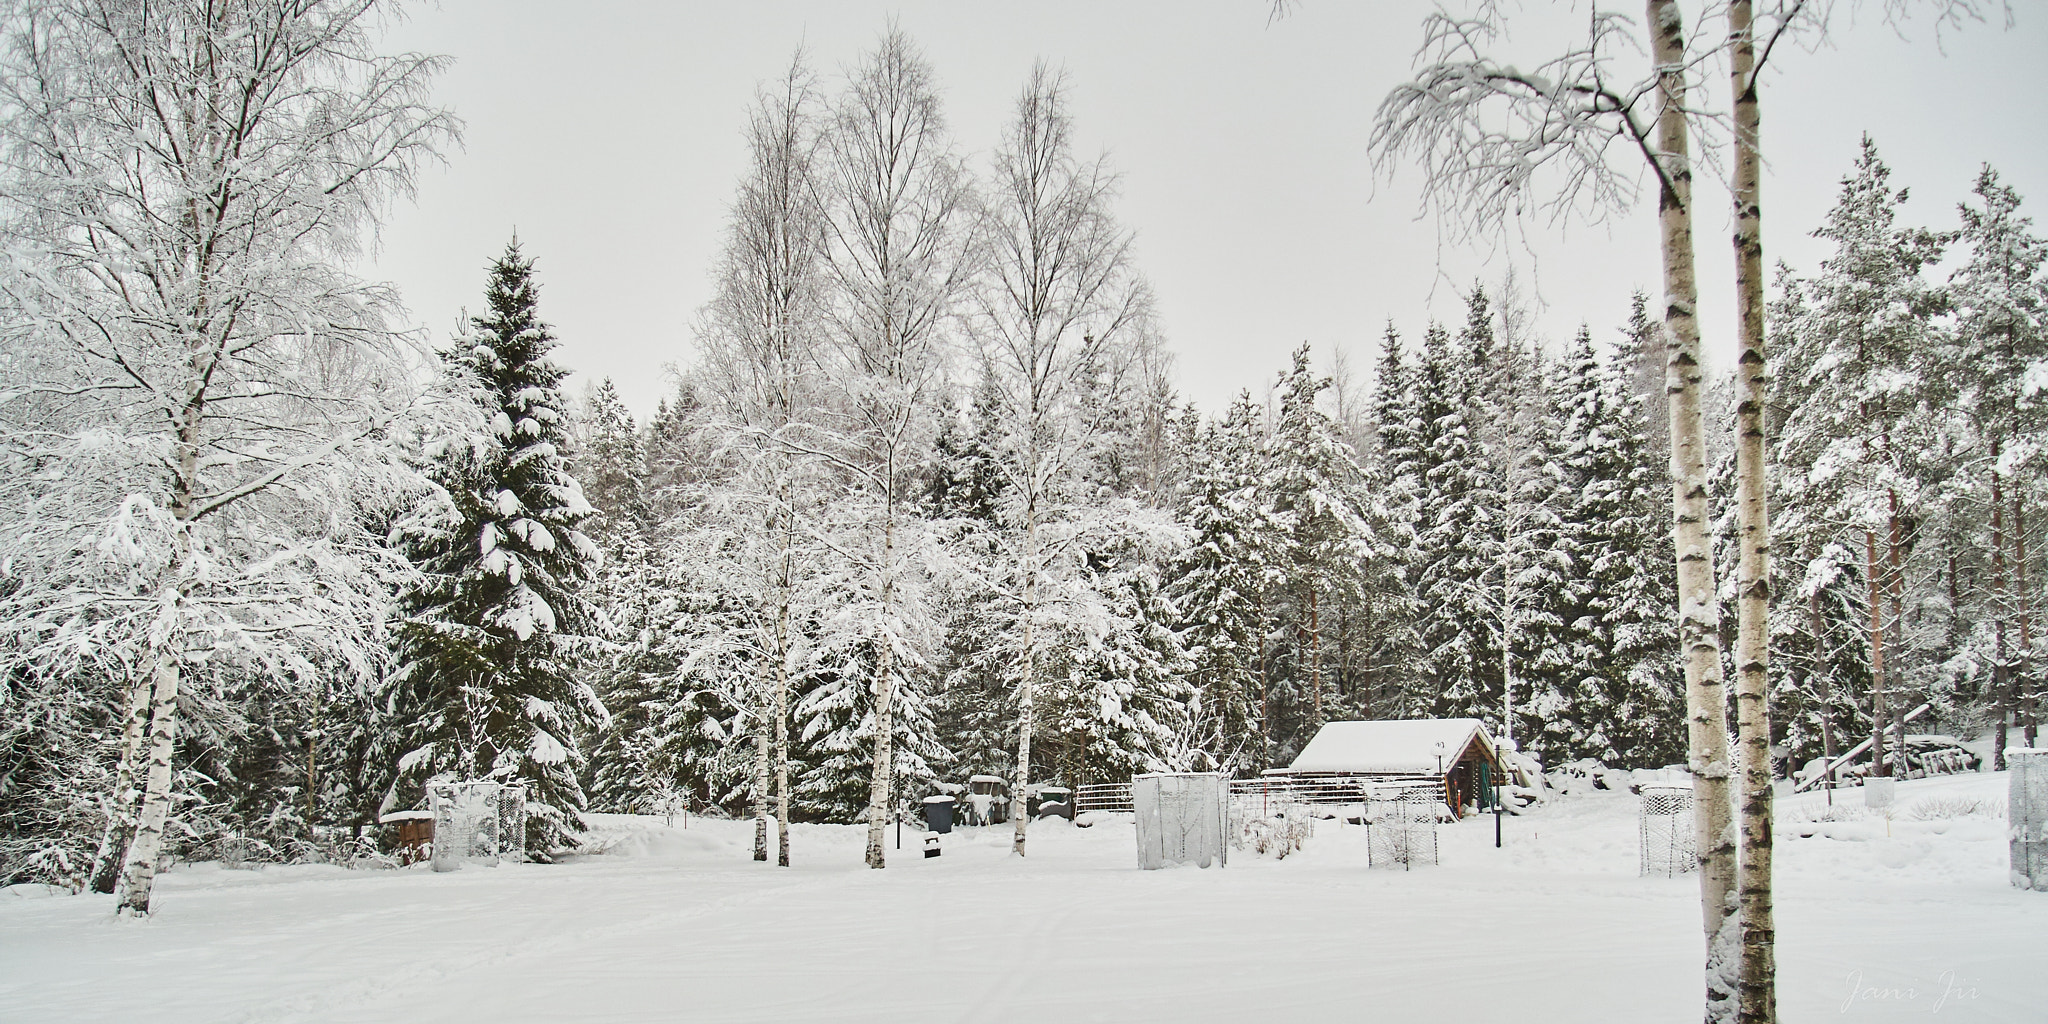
2013,749,2048,891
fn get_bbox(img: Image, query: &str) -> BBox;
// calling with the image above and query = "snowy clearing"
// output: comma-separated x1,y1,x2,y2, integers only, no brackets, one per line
2,770,2042,1023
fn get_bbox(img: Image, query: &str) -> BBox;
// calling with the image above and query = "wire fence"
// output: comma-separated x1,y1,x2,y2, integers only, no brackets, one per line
1074,774,1450,817
1638,785,1696,878
1365,783,1441,869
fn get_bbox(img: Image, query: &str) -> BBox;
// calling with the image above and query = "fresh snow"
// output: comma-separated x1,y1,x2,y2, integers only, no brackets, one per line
1282,717,1496,776
2,771,2041,1022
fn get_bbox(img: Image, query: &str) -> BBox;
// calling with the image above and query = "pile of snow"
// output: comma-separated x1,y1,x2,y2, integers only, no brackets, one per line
1547,758,1689,796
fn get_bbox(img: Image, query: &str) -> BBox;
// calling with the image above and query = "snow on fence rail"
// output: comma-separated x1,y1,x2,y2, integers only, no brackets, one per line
1074,774,1448,818
1074,783,1134,814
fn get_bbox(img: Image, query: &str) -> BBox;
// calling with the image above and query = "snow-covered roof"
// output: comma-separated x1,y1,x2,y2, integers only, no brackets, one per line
1281,718,1499,776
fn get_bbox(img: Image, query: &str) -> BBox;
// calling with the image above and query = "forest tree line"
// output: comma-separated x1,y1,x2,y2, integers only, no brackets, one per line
2,15,2042,891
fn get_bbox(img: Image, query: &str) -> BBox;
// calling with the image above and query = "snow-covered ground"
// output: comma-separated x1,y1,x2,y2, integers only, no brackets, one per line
3,770,2042,1023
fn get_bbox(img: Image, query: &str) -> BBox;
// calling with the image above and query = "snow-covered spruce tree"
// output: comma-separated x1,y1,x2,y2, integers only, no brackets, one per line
1366,324,1426,717
1412,295,1510,723
574,380,665,814
816,28,972,867
930,368,1017,783
0,0,453,912
1172,392,1288,770
1535,324,1682,767
1034,526,1193,787
386,242,606,855
1487,297,1567,763
1262,345,1392,747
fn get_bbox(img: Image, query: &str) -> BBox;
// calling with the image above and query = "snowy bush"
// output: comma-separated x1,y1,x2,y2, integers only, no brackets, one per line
1239,813,1310,859
1905,796,2003,821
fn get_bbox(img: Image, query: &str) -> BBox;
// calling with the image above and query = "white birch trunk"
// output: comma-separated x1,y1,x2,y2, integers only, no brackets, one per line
776,499,794,867
752,660,771,861
115,651,182,916
1648,3,1738,1017
865,504,898,869
1012,502,1039,857
1728,5,1777,1019
89,659,158,893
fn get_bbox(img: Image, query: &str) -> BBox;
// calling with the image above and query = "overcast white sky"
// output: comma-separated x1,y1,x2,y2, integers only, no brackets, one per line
360,1,2048,423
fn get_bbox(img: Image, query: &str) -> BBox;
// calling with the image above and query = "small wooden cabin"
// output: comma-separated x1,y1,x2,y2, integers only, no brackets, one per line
1267,718,1523,818
379,809,434,865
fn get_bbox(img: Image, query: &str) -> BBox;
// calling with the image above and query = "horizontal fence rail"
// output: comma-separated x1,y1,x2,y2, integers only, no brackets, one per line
1071,774,1449,817
1073,783,1133,814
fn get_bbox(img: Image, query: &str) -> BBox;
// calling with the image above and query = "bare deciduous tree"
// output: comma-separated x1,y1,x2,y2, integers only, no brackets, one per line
973,63,1151,857
0,0,454,915
819,28,975,870
697,50,832,868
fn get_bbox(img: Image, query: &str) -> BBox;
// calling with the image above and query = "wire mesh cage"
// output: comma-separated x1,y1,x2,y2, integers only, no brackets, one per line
1365,784,1439,869
430,781,527,871
2012,749,2048,891
1638,784,1696,878
1133,772,1229,869
496,783,528,863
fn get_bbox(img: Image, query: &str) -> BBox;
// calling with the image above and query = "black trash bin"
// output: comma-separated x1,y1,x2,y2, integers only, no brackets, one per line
921,794,955,834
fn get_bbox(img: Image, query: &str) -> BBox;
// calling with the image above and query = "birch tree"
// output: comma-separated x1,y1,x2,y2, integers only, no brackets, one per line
818,29,973,868
1719,8,2005,1016
1367,4,1738,1015
695,51,832,866
971,63,1149,856
0,0,453,915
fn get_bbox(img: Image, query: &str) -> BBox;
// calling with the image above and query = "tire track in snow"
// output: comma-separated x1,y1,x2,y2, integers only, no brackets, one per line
226,867,845,1024
953,866,1207,1024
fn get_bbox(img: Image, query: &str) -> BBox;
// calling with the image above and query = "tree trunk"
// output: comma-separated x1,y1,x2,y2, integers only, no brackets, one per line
866,503,898,870
1728,7,1776,1015
1309,588,1322,727
1257,590,1270,767
1863,530,1892,776
1886,490,1909,776
89,661,159,893
115,390,203,917
2017,492,2038,748
116,617,183,916
775,500,794,867
1993,468,2011,772
1012,499,1039,857
752,696,771,861
1648,3,1738,1016
1811,589,1838,798
1503,566,1516,750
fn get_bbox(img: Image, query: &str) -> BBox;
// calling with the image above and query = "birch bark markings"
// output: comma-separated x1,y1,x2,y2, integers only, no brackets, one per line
1727,4,1776,1019
820,31,971,869
1648,3,1739,1016
974,65,1147,856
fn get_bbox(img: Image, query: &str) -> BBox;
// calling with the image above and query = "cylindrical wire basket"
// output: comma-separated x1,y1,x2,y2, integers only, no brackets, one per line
1365,783,1439,870
1638,784,1696,878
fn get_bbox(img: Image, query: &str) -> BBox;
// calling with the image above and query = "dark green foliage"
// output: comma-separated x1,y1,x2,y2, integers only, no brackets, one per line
385,242,606,853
